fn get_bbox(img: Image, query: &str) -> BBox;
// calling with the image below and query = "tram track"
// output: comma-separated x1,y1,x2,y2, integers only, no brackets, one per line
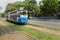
0,18,60,40
23,32,38,40
24,24,60,38
0,19,38,40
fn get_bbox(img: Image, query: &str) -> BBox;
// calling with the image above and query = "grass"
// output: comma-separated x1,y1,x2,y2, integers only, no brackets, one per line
1,19,60,40
24,28,60,40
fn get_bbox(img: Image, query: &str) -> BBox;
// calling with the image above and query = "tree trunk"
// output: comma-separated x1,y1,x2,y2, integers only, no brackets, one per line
28,10,30,19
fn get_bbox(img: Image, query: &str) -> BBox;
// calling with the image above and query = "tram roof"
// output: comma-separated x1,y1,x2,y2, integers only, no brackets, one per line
8,7,28,14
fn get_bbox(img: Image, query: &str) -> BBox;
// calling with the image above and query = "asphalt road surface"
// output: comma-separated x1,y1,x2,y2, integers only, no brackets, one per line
29,19,60,29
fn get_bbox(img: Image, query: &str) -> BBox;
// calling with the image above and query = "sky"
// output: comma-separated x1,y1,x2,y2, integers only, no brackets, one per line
0,0,41,12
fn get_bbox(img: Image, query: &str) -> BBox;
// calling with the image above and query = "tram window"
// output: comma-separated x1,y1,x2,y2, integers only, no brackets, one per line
18,12,20,17
23,12,28,16
17,11,28,17
10,15,17,18
18,15,20,17
20,11,27,15
20,12,23,15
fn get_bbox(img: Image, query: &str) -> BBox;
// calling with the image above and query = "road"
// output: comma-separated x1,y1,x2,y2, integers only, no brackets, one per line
29,19,60,29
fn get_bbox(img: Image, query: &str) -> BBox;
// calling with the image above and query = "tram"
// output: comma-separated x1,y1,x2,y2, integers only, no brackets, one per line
6,7,28,24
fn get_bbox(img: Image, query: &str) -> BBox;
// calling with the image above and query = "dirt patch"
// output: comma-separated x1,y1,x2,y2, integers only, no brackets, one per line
25,25,60,37
0,20,33,40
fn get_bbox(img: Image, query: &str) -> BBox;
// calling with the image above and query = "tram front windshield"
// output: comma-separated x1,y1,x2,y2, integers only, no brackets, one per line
18,11,28,18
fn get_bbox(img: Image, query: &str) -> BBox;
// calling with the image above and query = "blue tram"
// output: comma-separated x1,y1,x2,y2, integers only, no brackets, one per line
6,8,28,24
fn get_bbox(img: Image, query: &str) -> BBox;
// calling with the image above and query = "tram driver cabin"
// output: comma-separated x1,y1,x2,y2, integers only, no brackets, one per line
6,7,28,24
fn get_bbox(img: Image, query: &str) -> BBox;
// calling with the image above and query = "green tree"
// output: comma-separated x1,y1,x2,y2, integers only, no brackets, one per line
5,1,25,12
24,0,37,18
5,3,16,12
40,0,58,16
33,5,40,17
24,0,40,17
5,0,40,17
0,13,5,17
58,1,60,19
58,1,60,12
14,1,25,8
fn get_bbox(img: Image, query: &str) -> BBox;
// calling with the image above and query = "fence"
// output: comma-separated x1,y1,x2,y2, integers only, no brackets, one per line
30,16,58,19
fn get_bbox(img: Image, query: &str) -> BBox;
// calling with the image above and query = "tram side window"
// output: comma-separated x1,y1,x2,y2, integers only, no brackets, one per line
18,13,20,17
13,15,17,18
10,14,17,18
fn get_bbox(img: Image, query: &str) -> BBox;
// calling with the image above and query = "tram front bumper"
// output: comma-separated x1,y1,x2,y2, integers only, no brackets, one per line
18,17,28,23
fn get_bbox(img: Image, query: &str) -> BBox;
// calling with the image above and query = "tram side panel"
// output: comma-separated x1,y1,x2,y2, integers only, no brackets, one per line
6,13,10,21
9,12,17,22
6,10,28,24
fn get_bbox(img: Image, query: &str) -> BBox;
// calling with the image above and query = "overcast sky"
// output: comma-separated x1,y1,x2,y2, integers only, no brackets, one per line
0,0,41,12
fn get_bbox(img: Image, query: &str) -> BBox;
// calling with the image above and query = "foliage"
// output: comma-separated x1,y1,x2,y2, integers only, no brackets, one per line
40,0,58,16
5,1,25,12
33,5,40,17
0,13,5,17
58,1,60,12
24,0,40,17
24,0,37,10
24,0,36,13
5,0,59,17
5,0,40,17
58,1,60,19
